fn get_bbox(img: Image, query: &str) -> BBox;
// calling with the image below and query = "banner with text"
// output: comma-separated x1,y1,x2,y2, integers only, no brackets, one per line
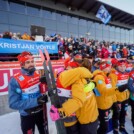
0,39,58,54
0,60,64,95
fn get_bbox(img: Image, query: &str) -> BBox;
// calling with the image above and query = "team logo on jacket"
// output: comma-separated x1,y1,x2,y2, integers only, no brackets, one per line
18,76,24,81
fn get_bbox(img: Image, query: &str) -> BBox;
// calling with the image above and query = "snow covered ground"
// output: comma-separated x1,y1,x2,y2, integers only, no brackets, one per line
0,102,56,134
0,103,133,134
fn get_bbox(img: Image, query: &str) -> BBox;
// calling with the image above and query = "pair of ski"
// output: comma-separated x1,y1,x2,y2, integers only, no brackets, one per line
39,49,67,134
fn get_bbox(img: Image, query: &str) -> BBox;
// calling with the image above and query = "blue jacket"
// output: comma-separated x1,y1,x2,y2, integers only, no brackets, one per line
116,53,121,59
8,69,40,116
128,71,134,100
112,44,117,51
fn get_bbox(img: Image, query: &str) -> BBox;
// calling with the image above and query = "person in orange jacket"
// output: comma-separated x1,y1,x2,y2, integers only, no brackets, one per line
21,32,31,40
50,58,98,134
93,61,117,134
111,60,130,134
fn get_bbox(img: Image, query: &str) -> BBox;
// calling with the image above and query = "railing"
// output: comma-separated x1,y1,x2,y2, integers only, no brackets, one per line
0,55,59,61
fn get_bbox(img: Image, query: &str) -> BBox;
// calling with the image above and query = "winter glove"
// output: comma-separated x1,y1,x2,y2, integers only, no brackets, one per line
50,105,66,121
84,81,95,93
37,94,48,105
117,84,128,92
40,76,47,83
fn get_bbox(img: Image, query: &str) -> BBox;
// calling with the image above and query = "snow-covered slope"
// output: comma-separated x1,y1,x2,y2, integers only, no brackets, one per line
0,103,133,134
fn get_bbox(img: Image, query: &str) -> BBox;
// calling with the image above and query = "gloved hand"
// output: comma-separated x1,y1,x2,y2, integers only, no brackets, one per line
50,105,66,121
40,76,47,83
84,81,96,93
117,84,128,92
37,94,48,105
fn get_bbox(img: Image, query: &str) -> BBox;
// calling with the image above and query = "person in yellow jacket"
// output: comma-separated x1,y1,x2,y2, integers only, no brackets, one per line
110,60,130,134
93,61,117,134
50,58,98,134
110,62,120,134
21,32,31,40
55,56,80,134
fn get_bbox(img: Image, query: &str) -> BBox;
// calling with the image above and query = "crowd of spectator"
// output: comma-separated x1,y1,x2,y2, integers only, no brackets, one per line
0,31,32,40
0,31,134,61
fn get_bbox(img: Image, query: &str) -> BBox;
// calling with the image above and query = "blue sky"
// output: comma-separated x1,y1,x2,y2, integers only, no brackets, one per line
99,0,134,15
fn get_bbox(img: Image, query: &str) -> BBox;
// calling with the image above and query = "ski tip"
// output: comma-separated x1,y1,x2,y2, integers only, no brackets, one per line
44,48,50,61
39,49,45,63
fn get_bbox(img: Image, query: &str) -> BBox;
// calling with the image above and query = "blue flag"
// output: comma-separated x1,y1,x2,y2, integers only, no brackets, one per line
96,5,111,24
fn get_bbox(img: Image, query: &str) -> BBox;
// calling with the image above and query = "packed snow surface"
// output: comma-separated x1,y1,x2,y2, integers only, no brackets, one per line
0,103,133,134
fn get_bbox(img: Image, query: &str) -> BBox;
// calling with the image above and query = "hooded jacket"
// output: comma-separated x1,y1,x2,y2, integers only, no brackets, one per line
111,69,130,102
8,69,40,116
93,70,117,110
58,67,98,125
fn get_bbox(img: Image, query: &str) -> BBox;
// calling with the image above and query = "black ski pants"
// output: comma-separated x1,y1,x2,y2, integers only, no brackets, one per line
20,110,46,134
66,119,98,134
97,108,110,134
112,99,128,129
80,119,98,134
66,122,80,134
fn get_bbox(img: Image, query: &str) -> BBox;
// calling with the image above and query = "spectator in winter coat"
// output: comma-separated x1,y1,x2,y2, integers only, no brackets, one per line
91,58,102,72
12,33,18,40
81,44,89,58
101,45,110,58
97,45,102,58
116,49,122,59
21,32,31,40
108,45,113,58
3,31,12,39
122,47,128,58
64,44,73,59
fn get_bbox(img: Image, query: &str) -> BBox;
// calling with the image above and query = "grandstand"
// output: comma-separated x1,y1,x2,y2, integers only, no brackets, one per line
0,0,134,60
0,0,134,42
